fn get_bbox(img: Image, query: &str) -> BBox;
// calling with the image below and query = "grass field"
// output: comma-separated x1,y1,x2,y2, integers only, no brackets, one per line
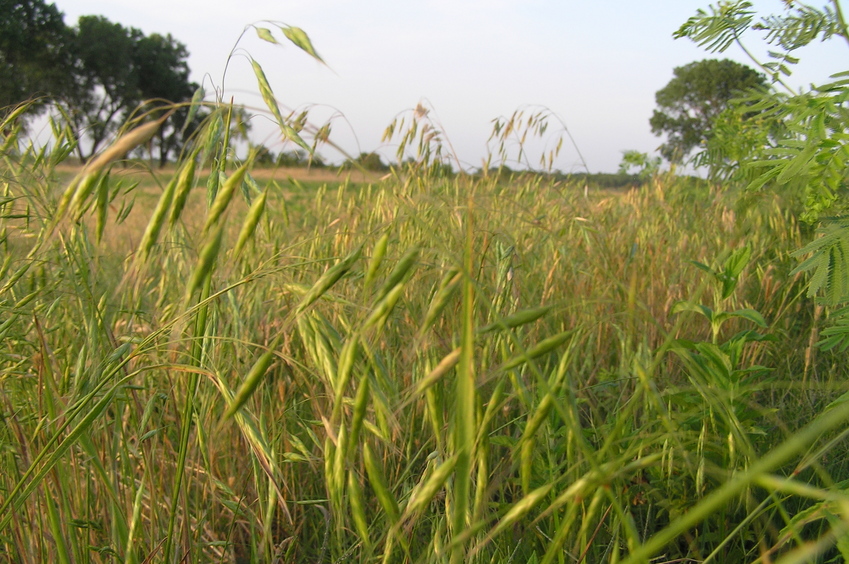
2,104,849,564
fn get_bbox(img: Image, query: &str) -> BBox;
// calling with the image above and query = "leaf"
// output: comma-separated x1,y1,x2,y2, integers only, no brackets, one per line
501,330,574,371
672,301,714,321
836,527,849,562
694,342,734,378
791,219,849,304
759,4,843,50
817,307,849,352
362,443,400,523
724,245,751,279
725,308,768,328
746,166,782,193
478,305,553,334
688,260,715,275
776,142,819,185
674,2,755,53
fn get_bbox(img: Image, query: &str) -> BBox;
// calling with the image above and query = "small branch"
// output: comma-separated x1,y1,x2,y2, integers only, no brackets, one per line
832,0,849,49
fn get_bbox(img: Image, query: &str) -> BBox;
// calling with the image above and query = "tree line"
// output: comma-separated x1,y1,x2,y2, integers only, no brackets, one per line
1,0,198,166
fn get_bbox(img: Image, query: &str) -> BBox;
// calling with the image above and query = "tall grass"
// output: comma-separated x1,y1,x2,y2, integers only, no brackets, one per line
1,92,848,564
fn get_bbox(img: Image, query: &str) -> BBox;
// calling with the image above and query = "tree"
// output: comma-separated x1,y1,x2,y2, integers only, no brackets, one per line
618,150,661,180
0,0,74,118
65,15,142,161
649,58,766,162
64,16,197,163
346,152,388,172
134,33,198,167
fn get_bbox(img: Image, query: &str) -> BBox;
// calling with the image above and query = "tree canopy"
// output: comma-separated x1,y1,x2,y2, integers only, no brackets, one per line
66,16,198,162
130,32,197,167
0,1,198,164
0,0,74,115
67,15,143,160
649,58,766,162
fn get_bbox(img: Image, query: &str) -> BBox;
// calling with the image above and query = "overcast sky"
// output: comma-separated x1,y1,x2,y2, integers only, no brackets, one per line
53,0,845,173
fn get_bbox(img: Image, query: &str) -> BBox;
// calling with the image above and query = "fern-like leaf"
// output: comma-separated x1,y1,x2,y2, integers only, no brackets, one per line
791,219,849,304
819,305,849,352
756,4,842,51
674,1,756,53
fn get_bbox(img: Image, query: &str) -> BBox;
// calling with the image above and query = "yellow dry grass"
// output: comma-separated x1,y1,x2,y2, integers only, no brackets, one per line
53,163,384,187
46,163,384,257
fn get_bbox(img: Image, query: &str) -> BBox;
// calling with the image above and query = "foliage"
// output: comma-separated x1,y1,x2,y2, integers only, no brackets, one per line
618,149,661,179
345,151,389,172
676,0,849,219
0,0,75,118
650,58,767,162
274,148,327,168
3,86,849,561
0,6,199,164
65,16,197,163
133,32,199,167
675,0,849,347
65,16,142,161
670,247,775,531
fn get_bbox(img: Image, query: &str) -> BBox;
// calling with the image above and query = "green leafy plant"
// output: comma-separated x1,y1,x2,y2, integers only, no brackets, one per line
675,1,849,350
671,247,774,472
618,149,662,180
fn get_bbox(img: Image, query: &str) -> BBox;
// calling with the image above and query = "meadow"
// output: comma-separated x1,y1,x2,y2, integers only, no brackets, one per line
1,102,849,564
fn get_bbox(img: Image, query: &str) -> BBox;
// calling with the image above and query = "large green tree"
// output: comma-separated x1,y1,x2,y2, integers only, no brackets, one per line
134,32,198,167
649,58,766,162
66,16,142,160
0,0,74,117
64,16,197,163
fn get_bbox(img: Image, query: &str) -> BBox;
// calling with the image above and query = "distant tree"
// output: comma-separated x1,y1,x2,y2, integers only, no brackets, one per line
650,58,766,162
0,0,74,118
65,16,142,161
347,152,388,172
134,33,197,167
618,150,661,180
63,16,197,164
252,144,276,166
276,149,308,167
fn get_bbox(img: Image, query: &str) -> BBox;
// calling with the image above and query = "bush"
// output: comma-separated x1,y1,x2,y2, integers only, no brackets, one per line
345,151,388,172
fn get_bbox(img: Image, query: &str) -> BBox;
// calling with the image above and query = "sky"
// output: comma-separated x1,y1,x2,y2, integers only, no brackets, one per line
51,0,846,173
